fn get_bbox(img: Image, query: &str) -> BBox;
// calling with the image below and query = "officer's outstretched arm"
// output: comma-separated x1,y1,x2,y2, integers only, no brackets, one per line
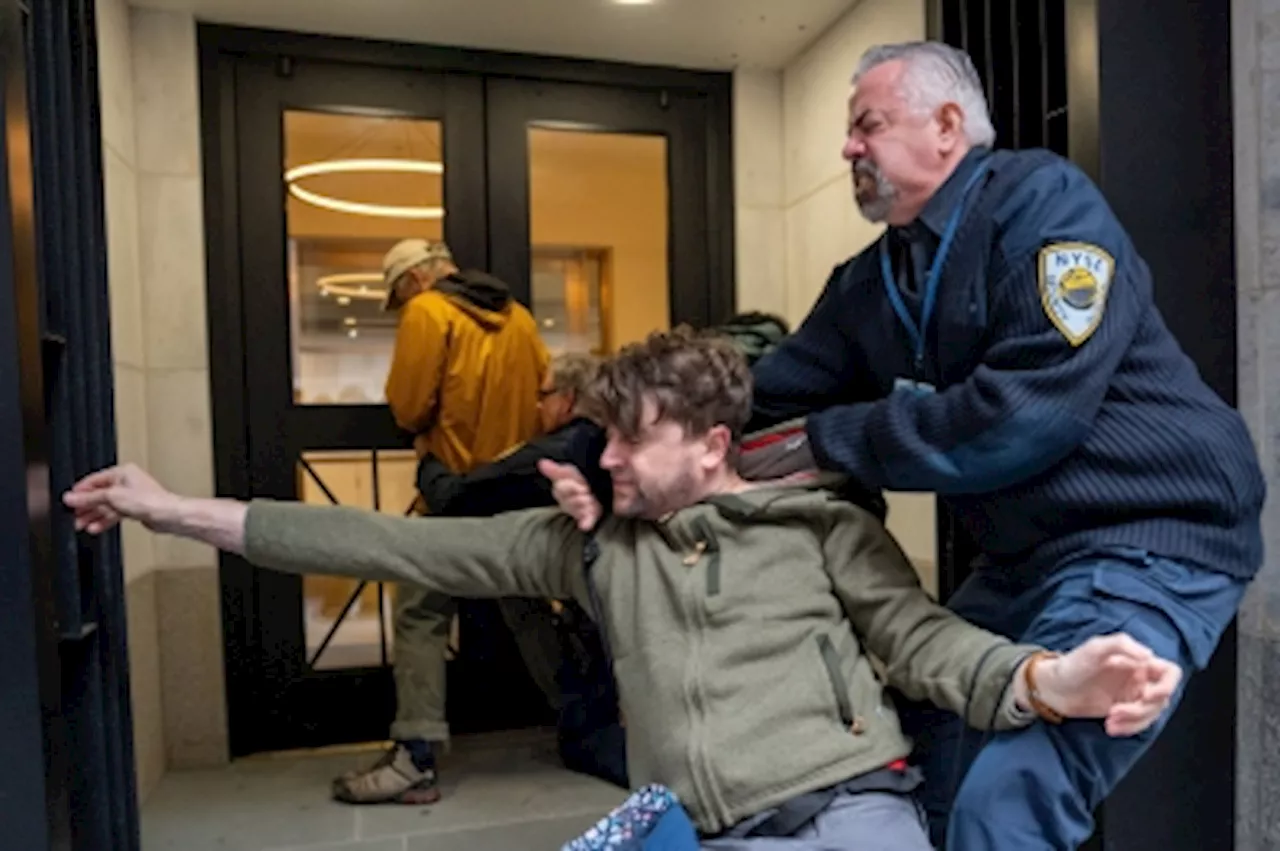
749,262,878,431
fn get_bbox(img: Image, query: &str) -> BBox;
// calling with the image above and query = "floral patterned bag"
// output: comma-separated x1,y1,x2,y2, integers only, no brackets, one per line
562,784,699,851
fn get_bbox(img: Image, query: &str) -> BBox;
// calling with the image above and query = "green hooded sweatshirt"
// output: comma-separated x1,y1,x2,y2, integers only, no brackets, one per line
243,484,1039,833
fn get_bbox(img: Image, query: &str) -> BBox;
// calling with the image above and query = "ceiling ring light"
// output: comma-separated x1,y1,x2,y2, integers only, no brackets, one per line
285,158,445,220
316,272,387,301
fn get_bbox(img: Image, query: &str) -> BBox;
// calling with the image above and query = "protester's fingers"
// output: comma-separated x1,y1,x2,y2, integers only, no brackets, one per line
565,496,600,531
1086,633,1155,663
1115,660,1179,705
548,474,583,499
1092,654,1147,702
80,506,121,535
552,485,593,519
1096,648,1179,704
1104,687,1174,736
1091,652,1142,688
87,515,122,535
538,459,587,484
68,466,125,494
1101,663,1181,737
1140,661,1182,704
1103,703,1162,737
1099,651,1145,672
71,503,105,528
551,477,589,498
64,486,122,513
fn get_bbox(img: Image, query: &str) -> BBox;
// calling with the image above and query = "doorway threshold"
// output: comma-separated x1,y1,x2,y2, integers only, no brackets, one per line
141,728,622,851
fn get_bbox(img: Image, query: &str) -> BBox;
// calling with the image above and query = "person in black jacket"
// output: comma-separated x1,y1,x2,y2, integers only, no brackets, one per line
415,352,625,788
417,353,611,518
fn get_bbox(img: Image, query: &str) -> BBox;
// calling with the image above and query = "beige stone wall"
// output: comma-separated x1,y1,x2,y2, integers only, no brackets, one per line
97,4,228,798
777,0,937,591
730,1,937,592
97,0,164,803
732,68,788,320
130,6,229,775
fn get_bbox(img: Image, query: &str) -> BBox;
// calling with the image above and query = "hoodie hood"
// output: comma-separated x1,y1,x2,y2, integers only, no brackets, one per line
703,479,842,518
433,270,514,330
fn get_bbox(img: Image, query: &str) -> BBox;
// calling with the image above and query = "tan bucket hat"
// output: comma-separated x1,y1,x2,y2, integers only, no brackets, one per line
382,238,454,310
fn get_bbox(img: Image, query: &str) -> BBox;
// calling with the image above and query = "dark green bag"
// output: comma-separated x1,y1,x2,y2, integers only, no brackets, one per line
713,312,789,367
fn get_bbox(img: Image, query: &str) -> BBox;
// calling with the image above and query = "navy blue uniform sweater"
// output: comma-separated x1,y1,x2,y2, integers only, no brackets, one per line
752,148,1265,579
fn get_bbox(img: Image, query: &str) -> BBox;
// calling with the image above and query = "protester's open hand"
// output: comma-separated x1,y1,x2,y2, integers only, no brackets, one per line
63,464,174,535
538,460,601,531
1029,633,1182,737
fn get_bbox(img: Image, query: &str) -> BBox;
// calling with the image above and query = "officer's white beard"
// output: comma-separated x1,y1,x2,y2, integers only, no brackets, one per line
852,159,898,223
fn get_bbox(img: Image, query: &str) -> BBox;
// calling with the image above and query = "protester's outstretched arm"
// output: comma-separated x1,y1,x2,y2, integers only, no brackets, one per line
66,463,249,552
823,499,1182,736
65,464,587,602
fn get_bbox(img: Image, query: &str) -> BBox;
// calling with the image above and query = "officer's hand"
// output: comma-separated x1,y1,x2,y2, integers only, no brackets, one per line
538,460,602,531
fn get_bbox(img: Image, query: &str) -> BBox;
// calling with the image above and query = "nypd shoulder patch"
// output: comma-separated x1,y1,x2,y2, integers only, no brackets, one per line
1037,242,1115,347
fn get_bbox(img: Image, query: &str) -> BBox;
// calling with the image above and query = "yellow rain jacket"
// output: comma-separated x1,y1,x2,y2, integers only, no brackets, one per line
385,270,548,473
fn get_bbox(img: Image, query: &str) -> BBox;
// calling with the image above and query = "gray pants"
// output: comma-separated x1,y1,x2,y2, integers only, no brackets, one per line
390,585,564,743
701,792,934,851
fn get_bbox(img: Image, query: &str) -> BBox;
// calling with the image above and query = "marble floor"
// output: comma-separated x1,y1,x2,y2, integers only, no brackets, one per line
140,729,624,851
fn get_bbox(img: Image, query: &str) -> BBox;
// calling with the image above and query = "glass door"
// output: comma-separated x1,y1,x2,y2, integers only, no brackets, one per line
209,42,735,756
221,56,537,753
486,78,728,346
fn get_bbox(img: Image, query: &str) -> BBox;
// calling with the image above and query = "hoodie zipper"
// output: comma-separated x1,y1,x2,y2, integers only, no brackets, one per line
675,520,731,829
690,518,721,596
678,559,716,825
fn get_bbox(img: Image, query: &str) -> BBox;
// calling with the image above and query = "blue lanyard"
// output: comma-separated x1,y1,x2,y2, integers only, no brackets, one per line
878,162,990,373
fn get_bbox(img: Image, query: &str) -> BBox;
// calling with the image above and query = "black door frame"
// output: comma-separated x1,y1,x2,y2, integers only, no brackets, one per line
1,0,141,848
0,3,65,847
199,23,735,757
926,4,1239,850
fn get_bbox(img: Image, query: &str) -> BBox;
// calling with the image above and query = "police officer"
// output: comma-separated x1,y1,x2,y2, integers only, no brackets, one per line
747,41,1265,849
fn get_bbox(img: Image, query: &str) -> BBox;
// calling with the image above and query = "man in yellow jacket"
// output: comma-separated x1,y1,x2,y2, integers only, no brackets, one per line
335,238,550,805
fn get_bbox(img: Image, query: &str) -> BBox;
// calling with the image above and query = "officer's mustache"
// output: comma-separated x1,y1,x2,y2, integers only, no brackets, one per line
851,158,897,221
852,158,892,194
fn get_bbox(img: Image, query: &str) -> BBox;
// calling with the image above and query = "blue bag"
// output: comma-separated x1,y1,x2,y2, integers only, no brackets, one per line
562,784,700,851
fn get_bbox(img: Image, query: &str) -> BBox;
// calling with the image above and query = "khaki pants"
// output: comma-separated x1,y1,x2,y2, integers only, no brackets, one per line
389,584,564,743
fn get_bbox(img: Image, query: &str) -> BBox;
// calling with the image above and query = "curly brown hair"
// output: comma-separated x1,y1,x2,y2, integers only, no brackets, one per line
591,326,753,443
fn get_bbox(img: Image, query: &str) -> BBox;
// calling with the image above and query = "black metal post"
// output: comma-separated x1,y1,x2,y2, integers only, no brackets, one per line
1,0,141,848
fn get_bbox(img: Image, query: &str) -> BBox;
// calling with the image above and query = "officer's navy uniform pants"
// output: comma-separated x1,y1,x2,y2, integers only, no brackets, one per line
903,548,1246,850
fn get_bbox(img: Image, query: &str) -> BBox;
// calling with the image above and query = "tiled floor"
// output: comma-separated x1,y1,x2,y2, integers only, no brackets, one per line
141,729,625,851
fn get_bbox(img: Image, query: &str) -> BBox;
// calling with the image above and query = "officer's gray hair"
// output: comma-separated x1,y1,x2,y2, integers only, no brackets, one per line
853,41,996,148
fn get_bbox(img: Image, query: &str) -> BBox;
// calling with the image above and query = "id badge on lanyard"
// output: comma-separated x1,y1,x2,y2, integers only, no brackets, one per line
880,160,990,395
893,376,935,396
